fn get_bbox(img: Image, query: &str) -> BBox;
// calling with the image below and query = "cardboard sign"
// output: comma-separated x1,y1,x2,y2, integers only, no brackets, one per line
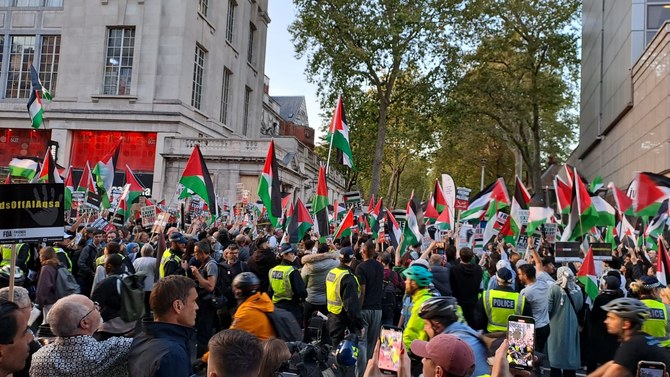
85,191,102,210
0,183,65,243
152,212,170,234
473,227,484,255
517,209,529,226
344,191,362,213
554,241,582,262
90,217,109,231
141,205,157,228
542,223,558,243
455,187,471,210
591,242,614,261
392,209,406,230
458,223,474,247
517,232,542,251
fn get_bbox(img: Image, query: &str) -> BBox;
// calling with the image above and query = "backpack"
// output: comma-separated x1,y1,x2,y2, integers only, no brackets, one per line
55,265,80,298
211,262,235,309
267,308,302,341
381,278,397,318
115,273,146,322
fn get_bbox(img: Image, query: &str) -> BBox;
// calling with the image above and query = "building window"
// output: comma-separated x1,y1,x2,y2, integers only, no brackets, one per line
647,4,670,44
198,0,208,17
6,36,35,99
226,0,236,43
0,0,62,5
220,68,232,125
243,86,251,136
103,27,135,95
247,22,256,65
39,35,60,95
14,0,40,6
192,45,206,110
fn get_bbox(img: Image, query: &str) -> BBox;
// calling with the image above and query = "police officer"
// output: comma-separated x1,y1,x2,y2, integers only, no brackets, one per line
630,276,670,346
159,232,187,278
268,243,307,324
0,243,30,274
326,247,362,348
475,267,531,333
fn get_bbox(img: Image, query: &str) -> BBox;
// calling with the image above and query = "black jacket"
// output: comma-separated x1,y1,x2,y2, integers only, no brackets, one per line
91,271,124,321
449,262,483,306
430,264,452,296
247,248,278,293
128,320,195,377
338,264,363,330
77,243,101,278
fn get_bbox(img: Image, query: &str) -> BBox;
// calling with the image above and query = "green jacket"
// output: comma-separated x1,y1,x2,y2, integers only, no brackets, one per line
403,288,432,351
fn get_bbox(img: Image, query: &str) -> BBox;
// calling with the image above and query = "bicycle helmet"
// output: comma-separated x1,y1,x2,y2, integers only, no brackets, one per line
0,266,25,289
232,272,260,298
601,297,650,323
419,296,459,320
401,265,433,287
335,333,359,367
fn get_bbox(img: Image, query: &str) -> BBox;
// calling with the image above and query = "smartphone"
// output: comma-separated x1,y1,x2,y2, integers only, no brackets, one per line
507,315,535,371
378,325,403,374
638,361,666,377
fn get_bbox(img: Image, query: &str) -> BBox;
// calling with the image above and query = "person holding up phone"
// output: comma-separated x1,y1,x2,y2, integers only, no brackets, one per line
587,298,670,377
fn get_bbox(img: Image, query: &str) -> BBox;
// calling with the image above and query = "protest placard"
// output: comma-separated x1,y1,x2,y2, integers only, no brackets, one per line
542,223,558,243
555,241,582,262
141,205,157,228
0,183,65,243
151,212,170,234
591,242,613,261
455,187,471,210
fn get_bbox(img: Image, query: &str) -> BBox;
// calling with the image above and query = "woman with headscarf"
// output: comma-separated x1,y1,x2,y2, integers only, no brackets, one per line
547,266,583,377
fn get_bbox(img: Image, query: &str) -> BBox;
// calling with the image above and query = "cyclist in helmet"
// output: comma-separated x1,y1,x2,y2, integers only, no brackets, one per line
588,297,670,377
418,296,490,376
229,272,276,340
400,264,433,374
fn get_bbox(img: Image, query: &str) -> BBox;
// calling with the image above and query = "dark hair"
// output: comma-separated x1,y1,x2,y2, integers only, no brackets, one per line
317,243,330,254
445,244,457,261
304,239,316,251
208,329,262,377
340,238,351,248
363,241,376,258
197,231,208,241
518,264,536,280
150,275,196,318
0,301,20,344
459,247,474,263
381,252,393,266
106,241,121,255
106,253,123,269
607,258,622,271
227,244,239,251
196,240,211,255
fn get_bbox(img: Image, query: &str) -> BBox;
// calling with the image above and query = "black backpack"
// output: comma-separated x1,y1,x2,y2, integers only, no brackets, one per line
212,262,235,309
267,308,302,341
381,277,397,317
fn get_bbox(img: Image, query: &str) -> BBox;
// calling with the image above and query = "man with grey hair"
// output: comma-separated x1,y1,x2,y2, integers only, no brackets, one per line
30,294,132,377
0,286,39,377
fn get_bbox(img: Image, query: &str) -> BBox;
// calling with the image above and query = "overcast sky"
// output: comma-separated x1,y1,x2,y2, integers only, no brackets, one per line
265,1,327,141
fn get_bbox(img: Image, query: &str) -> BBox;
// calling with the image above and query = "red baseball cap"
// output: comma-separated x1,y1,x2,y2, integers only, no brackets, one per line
410,334,475,376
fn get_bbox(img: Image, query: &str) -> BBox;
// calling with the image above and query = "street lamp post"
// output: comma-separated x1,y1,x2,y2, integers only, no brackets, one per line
480,159,486,191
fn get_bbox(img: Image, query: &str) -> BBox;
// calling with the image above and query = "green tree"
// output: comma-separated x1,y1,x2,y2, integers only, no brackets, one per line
290,0,458,197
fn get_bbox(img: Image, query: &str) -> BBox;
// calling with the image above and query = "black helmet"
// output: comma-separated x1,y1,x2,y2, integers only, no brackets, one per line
601,297,650,324
232,272,260,298
0,266,25,288
418,296,459,321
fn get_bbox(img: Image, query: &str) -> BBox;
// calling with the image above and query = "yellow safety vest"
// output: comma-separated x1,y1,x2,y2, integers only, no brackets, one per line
0,243,26,267
642,299,668,341
483,289,525,332
159,248,182,278
53,247,72,272
269,264,295,303
326,266,360,315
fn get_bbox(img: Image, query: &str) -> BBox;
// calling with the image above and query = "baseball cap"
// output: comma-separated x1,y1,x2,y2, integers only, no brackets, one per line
410,334,475,377
169,232,187,244
340,247,354,262
280,243,295,255
496,267,513,283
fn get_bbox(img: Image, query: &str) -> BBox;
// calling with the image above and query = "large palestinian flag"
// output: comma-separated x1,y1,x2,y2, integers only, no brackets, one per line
385,209,402,248
561,167,599,241
402,191,423,251
179,145,217,215
461,178,510,221
326,96,355,169
554,175,572,215
609,182,633,215
288,198,313,242
64,167,74,210
509,176,531,242
125,165,146,207
334,207,354,239
257,140,282,226
576,247,599,306
93,138,121,208
312,165,329,241
633,172,670,218
36,147,62,184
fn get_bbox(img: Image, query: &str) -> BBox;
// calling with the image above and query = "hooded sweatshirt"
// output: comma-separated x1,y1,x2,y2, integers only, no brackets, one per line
301,252,339,305
230,292,276,340
449,262,483,306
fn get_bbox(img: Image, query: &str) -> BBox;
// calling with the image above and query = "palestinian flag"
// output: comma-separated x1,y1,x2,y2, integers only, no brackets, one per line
282,201,294,232
462,178,510,221
179,145,217,215
576,247,599,307
368,197,382,239
434,204,451,231
656,238,670,286
526,207,555,235
402,191,423,250
432,179,448,213
500,216,516,244
334,207,354,239
8,158,38,180
125,165,146,206
634,172,670,218
561,167,598,241
332,199,340,224
591,196,616,227
27,64,52,130
258,140,282,226
385,209,402,248
609,182,634,216
424,193,440,224
645,199,669,239
554,175,572,215
279,194,293,228
36,148,62,183
93,138,121,209
617,214,637,246
64,167,74,210
312,165,329,241
604,225,617,250
326,96,355,169
77,161,97,194
589,175,604,193
358,214,371,235
288,198,313,242
510,176,531,241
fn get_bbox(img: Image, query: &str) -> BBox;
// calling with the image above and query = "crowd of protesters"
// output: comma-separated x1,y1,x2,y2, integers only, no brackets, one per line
1,215,670,377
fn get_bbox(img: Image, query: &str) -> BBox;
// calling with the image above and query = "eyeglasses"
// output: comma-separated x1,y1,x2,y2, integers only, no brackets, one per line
79,301,100,325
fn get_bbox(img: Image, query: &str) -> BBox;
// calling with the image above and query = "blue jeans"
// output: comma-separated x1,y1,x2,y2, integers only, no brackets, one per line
357,309,382,377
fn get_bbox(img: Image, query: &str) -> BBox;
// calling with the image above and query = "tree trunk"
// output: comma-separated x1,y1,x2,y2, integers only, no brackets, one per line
369,98,389,197
386,168,397,202
530,103,542,193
